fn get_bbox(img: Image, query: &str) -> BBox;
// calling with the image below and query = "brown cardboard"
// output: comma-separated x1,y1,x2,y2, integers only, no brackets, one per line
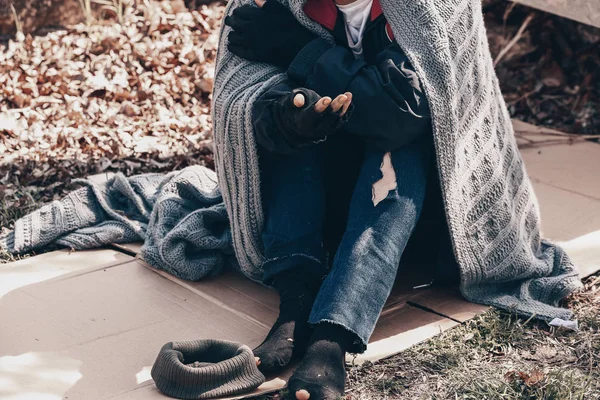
520,141,600,202
87,171,116,185
107,130,600,351
510,0,600,29
353,301,459,365
0,248,133,300
556,231,600,279
408,287,490,323
142,259,459,369
0,252,458,399
111,242,144,255
0,255,281,400
512,119,575,147
403,139,600,321
521,144,600,279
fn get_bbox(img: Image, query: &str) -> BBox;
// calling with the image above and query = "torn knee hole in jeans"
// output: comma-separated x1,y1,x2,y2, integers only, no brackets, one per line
372,152,397,207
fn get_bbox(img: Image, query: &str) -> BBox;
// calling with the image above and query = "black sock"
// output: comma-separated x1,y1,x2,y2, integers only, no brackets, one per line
286,322,354,400
253,270,321,374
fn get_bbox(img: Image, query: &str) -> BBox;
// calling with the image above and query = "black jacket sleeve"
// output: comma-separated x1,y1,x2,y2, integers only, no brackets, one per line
287,39,432,152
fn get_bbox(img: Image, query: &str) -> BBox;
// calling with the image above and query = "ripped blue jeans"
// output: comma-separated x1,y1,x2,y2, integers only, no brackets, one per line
259,136,433,352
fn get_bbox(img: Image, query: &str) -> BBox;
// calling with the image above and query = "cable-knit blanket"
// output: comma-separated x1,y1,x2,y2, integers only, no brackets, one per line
211,0,582,320
0,167,236,281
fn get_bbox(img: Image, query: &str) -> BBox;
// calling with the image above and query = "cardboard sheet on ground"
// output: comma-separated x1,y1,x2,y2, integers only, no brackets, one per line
2,120,599,399
509,0,600,29
0,249,460,400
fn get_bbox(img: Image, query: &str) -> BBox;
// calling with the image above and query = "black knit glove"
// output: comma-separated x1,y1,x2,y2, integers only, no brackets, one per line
274,88,352,147
224,0,316,68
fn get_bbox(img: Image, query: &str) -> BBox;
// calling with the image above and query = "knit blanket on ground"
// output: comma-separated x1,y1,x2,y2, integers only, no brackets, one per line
0,167,235,281
212,0,582,320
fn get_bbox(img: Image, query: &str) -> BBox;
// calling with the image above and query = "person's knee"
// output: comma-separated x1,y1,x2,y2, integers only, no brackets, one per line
371,151,399,207
367,149,430,210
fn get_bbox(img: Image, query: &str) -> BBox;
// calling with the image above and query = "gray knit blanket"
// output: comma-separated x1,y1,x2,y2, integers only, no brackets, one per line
0,167,236,281
212,0,582,320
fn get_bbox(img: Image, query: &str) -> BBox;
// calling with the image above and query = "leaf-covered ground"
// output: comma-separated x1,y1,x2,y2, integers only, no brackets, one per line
1,0,220,232
1,1,599,398
0,0,598,217
484,1,600,136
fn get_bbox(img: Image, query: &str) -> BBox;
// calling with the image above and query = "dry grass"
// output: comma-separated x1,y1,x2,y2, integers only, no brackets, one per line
9,3,22,34
343,275,600,399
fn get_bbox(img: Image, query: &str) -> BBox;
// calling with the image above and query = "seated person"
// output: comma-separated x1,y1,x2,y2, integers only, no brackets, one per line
226,0,434,398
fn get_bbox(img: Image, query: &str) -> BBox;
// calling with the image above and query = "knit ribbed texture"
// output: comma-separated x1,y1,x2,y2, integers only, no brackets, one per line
141,166,235,280
0,175,150,253
151,339,265,399
212,0,582,320
0,166,235,281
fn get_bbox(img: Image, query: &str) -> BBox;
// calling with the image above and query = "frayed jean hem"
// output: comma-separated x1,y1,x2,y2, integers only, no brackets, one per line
308,317,368,354
261,252,325,286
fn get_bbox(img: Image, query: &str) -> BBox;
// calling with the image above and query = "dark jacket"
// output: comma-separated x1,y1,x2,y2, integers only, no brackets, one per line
253,0,432,153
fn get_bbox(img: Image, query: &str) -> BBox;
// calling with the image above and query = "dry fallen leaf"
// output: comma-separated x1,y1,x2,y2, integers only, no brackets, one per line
504,368,545,387
0,1,222,196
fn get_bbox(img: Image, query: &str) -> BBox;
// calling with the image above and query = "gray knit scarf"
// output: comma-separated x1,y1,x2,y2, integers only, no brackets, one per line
1,167,236,281
212,0,582,321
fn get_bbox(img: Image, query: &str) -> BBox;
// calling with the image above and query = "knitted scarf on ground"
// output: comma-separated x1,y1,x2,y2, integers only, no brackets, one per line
0,167,235,281
212,0,582,321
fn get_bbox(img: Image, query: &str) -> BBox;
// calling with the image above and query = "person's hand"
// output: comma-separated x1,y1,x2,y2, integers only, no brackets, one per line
276,88,353,146
224,0,316,68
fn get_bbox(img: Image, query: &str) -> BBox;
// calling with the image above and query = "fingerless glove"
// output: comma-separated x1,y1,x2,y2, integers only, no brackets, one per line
274,88,352,148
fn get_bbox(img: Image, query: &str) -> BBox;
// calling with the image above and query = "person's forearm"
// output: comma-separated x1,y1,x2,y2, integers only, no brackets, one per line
287,42,432,151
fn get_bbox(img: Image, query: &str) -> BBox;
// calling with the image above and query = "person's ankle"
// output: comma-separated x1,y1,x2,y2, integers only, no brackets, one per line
272,269,323,294
252,269,322,373
309,322,354,351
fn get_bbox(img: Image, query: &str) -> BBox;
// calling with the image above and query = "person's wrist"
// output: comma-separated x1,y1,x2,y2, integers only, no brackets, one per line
272,93,311,146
